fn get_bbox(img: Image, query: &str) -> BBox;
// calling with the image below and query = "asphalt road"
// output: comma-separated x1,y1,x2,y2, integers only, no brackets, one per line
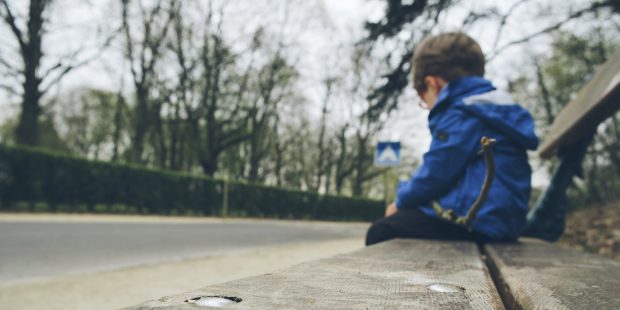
0,217,367,285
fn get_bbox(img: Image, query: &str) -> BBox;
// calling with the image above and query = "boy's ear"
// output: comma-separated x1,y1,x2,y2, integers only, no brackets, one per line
423,76,437,91
424,76,446,91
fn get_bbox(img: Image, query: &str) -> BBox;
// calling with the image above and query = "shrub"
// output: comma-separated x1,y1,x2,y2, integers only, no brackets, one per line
0,144,383,221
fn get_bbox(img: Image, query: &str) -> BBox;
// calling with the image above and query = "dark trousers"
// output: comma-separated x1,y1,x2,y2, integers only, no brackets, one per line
365,208,489,246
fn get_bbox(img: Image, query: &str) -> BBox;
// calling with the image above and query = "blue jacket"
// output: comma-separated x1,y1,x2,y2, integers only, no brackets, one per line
395,77,538,241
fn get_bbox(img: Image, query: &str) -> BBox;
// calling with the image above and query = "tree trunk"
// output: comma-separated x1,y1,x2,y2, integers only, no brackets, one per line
247,110,259,181
534,60,555,128
200,153,218,177
351,133,364,197
131,86,149,163
334,126,352,195
112,92,125,162
248,139,260,182
168,101,181,170
608,115,620,178
586,147,602,204
15,80,41,145
153,103,167,168
274,137,284,186
11,0,47,145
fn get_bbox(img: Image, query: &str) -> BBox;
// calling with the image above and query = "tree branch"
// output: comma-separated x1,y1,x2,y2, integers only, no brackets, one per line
0,53,17,72
0,0,26,52
40,26,117,95
40,65,73,95
487,1,610,61
219,130,251,152
491,0,532,52
143,0,178,76
0,83,18,96
122,0,140,84
460,8,499,29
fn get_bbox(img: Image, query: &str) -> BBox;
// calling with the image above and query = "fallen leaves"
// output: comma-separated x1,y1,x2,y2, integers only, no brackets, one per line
559,201,620,261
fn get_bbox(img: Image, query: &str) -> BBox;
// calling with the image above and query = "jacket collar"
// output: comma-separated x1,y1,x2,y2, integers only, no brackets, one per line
429,76,496,118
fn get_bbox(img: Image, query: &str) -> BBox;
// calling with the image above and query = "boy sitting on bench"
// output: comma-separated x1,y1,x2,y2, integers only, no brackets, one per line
366,32,539,245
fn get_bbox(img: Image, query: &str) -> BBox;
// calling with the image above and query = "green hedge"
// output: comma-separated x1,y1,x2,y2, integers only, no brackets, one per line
0,144,383,221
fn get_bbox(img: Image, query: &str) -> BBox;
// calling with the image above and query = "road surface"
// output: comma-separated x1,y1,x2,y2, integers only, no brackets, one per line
0,215,368,286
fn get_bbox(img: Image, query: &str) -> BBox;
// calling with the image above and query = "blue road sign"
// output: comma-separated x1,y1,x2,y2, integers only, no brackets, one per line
375,141,401,167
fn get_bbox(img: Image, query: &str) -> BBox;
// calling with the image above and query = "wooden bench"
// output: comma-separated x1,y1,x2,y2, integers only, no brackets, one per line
525,47,620,241
128,240,502,309
485,240,620,309
127,239,620,309
128,49,620,309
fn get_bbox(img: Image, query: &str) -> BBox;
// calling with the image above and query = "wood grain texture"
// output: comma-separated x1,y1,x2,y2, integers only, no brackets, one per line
539,48,620,158
128,239,503,309
484,239,620,310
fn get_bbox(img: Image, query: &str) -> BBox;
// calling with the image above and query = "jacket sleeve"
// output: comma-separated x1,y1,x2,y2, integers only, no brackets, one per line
395,110,483,209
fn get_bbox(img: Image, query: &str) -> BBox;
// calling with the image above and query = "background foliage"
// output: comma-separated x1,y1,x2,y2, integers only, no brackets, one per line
0,144,383,220
0,0,619,218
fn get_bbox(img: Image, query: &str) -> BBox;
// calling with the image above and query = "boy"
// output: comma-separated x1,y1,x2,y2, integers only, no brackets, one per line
366,32,538,246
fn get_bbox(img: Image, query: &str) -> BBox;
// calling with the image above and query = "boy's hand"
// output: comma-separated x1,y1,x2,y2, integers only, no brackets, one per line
385,203,397,217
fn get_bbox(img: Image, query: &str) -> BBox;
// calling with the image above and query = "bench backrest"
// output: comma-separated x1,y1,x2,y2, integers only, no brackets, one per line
539,48,620,159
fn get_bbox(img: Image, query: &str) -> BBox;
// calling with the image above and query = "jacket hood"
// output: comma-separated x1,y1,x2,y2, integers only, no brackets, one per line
431,77,539,150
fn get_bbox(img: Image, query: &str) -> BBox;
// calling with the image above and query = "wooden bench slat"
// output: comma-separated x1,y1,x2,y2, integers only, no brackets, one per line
539,48,620,158
129,239,503,309
484,239,620,309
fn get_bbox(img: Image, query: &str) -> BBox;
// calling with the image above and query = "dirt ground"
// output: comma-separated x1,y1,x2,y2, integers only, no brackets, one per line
559,201,620,261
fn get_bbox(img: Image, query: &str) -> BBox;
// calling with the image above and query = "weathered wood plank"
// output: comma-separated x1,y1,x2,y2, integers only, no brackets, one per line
128,239,503,309
484,239,620,309
539,48,620,159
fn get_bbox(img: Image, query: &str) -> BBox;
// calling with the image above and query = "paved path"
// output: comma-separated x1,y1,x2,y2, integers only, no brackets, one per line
0,214,368,286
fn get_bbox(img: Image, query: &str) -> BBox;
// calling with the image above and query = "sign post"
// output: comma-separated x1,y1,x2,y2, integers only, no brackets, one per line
374,142,401,207
222,174,229,219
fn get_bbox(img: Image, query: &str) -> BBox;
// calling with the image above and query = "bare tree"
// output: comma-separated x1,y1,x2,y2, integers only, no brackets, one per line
112,90,127,162
333,123,354,195
350,121,382,197
246,52,297,182
169,5,255,177
0,0,101,145
309,76,337,192
121,0,177,163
